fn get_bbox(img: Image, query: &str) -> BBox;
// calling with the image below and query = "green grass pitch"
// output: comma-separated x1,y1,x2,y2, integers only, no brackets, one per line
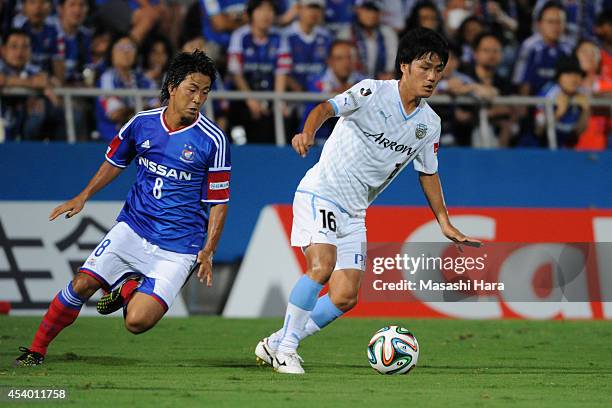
1,316,612,407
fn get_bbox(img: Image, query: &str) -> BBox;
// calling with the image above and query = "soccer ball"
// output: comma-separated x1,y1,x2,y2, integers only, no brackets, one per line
367,326,419,375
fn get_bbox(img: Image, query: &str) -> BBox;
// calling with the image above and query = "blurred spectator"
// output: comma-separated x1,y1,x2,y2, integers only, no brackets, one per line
574,38,610,150
275,0,299,26
283,0,331,136
227,0,291,143
12,0,65,81
0,28,63,141
444,0,476,36
380,0,408,33
199,0,247,52
434,41,479,146
85,29,111,83
512,1,573,96
533,0,605,45
594,8,612,92
338,0,398,79
479,0,518,37
456,15,486,66
1,1,19,40
534,55,590,147
323,0,354,36
461,32,516,147
179,34,229,132
94,0,161,45
56,0,91,85
141,34,173,88
284,0,331,92
303,40,365,142
402,1,444,36
95,35,157,142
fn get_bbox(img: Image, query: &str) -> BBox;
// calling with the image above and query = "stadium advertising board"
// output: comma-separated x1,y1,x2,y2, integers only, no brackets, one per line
224,205,612,320
0,202,189,316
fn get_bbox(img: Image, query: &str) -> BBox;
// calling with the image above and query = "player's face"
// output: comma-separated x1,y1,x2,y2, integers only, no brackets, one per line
169,73,211,125
401,53,445,97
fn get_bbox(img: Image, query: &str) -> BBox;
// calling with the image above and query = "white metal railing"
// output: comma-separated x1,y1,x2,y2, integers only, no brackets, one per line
1,87,610,149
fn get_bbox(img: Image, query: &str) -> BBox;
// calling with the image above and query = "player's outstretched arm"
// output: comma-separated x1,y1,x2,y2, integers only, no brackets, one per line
49,161,124,221
418,172,482,248
292,101,335,157
197,203,228,287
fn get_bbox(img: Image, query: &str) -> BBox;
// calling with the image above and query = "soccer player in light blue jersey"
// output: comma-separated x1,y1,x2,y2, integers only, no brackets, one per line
14,50,230,367
255,28,480,374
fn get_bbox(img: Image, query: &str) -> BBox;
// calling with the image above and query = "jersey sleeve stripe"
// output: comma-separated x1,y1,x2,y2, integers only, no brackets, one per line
196,121,221,167
200,116,227,166
198,120,225,167
201,198,229,203
208,166,232,172
105,155,127,168
196,123,221,167
328,98,339,116
198,118,224,166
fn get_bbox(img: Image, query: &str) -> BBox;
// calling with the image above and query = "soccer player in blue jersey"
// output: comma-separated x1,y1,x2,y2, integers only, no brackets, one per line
14,50,230,367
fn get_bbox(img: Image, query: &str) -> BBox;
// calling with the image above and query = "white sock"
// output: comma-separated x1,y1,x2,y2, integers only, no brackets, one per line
269,318,321,351
277,303,311,354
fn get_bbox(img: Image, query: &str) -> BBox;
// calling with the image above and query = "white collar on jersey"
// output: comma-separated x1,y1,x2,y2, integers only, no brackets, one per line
159,107,202,135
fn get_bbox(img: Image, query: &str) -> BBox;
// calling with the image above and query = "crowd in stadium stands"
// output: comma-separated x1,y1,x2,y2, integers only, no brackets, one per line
0,0,610,148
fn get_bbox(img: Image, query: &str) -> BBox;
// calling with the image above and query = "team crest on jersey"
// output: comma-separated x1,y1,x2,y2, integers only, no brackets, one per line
360,88,372,96
180,144,195,163
415,123,427,139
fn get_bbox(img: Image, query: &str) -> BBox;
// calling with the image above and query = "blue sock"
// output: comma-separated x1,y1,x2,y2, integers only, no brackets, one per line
311,294,344,329
288,275,323,311
278,275,323,353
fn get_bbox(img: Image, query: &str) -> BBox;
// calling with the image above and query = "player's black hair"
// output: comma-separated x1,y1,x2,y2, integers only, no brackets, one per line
246,0,278,18
395,27,449,78
160,50,217,105
2,28,30,45
472,31,504,50
536,0,564,22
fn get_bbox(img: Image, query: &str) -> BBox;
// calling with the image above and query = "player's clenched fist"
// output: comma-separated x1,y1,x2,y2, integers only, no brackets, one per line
292,132,315,157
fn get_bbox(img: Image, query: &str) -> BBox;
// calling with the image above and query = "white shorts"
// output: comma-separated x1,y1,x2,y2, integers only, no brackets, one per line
79,222,197,311
291,190,367,271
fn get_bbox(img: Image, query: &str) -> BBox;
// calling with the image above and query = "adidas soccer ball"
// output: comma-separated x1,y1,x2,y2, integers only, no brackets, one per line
367,326,419,375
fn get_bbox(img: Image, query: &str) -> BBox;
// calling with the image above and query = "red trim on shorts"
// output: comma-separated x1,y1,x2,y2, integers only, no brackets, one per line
150,293,169,312
78,268,110,291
